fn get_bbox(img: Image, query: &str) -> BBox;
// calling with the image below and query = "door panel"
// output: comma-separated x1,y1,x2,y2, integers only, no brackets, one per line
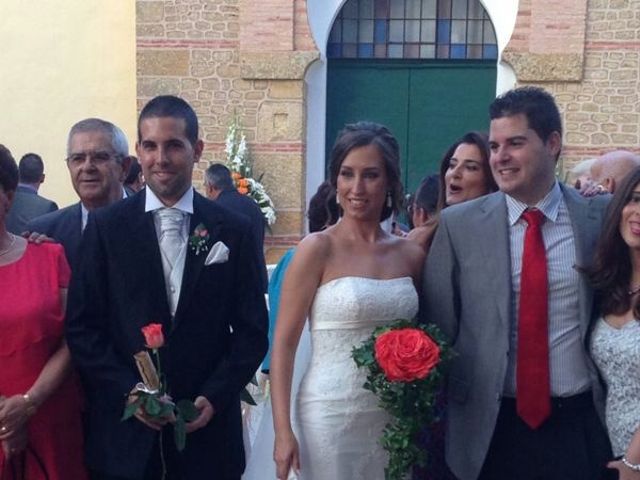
326,60,496,195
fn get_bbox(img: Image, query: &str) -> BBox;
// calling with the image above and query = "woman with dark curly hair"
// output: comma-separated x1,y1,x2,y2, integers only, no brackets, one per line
590,166,640,480
0,145,87,479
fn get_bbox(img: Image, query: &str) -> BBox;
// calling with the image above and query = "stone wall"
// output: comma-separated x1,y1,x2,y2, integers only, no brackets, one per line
137,0,318,263
503,0,640,173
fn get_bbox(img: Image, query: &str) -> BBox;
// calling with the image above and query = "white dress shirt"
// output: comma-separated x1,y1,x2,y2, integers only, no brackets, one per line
145,186,194,316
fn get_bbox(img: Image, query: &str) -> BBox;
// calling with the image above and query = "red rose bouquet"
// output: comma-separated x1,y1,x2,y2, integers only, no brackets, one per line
352,319,452,480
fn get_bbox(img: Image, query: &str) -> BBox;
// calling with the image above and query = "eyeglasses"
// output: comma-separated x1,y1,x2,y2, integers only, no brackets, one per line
66,151,121,166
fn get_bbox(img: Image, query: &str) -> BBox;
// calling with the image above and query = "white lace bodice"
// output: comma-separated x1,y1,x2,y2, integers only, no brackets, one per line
591,317,640,456
294,276,419,480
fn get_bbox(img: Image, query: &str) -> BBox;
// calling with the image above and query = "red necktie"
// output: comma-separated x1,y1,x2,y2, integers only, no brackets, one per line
516,209,551,429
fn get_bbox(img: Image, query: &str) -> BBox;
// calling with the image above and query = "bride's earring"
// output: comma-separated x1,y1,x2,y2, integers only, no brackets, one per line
386,191,392,208
336,193,340,205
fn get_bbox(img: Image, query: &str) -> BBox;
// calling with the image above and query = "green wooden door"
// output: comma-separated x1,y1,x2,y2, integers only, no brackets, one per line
326,60,496,193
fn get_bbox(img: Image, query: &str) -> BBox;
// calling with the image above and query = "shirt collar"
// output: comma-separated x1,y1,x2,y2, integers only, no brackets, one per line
506,181,562,226
144,186,194,214
18,183,38,193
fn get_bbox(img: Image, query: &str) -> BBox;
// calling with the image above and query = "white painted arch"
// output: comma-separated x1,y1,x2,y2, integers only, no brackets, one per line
303,0,519,213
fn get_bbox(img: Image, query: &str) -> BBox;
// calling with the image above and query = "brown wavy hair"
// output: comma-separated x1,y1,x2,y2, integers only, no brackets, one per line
589,165,640,317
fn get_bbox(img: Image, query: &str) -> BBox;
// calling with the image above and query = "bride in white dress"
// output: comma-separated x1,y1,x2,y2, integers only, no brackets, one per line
270,122,425,480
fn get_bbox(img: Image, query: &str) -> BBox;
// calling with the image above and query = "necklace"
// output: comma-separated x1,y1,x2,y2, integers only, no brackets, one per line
628,284,640,296
0,233,16,257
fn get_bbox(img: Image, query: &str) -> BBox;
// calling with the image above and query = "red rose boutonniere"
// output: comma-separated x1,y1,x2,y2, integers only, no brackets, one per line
352,319,452,480
188,223,210,255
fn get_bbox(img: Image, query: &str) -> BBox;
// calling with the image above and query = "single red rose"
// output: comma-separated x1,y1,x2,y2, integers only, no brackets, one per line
199,229,208,237
141,323,164,350
374,328,440,382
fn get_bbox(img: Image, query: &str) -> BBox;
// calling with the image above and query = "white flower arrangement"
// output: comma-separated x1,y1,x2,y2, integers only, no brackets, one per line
224,118,277,225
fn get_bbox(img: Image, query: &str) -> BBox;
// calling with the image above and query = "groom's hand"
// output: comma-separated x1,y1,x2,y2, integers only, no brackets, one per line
127,392,175,431
185,396,214,433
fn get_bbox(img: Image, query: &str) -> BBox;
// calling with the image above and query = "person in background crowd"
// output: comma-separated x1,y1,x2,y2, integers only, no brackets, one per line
437,131,498,211
65,95,267,480
425,86,611,480
6,153,58,235
204,162,268,292
565,157,596,190
0,144,88,480
590,150,640,194
123,156,144,195
589,166,640,480
26,118,131,269
406,174,439,252
271,121,424,479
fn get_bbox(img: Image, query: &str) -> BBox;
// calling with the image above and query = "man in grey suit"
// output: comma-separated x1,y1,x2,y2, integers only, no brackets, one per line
424,87,611,480
27,118,131,268
6,153,58,234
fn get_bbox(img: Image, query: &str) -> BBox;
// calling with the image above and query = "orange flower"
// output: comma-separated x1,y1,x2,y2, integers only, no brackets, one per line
231,172,242,180
238,186,249,195
238,178,249,188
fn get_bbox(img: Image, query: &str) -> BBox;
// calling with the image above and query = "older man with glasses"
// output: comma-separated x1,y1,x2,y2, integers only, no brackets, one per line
27,118,131,269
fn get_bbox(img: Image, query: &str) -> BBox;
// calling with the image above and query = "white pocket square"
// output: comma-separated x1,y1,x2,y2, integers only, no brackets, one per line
204,241,229,265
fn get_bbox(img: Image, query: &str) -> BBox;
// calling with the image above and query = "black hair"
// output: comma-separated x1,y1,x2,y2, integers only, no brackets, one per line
138,95,199,146
0,145,18,193
489,86,562,143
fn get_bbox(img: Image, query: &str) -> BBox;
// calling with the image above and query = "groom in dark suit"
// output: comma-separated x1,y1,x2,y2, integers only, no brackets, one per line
424,87,611,480
66,95,268,480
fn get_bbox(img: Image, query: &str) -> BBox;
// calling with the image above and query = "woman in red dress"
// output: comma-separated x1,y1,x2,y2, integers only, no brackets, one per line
0,145,87,480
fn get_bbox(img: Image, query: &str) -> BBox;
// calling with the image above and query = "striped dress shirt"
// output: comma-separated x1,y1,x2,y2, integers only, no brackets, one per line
503,181,592,398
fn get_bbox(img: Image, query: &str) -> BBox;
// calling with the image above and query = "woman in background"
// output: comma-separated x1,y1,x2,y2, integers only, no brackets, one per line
437,130,497,210
0,145,87,479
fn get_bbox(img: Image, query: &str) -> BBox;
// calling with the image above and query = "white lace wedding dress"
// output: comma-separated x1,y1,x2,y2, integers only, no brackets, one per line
243,276,419,480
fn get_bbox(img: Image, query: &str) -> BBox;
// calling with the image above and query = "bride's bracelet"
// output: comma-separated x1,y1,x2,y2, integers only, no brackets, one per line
622,456,640,471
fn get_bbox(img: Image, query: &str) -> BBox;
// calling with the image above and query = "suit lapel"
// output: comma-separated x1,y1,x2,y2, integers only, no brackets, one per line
477,192,511,329
172,193,224,329
128,191,173,325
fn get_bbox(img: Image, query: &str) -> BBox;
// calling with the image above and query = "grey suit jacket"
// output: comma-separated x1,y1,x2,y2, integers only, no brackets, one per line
27,203,82,269
423,185,609,480
6,186,58,234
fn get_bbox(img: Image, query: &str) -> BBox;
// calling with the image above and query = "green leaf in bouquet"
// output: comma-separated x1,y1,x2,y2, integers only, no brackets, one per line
176,399,199,422
145,395,162,416
240,387,257,406
121,396,143,421
174,415,187,452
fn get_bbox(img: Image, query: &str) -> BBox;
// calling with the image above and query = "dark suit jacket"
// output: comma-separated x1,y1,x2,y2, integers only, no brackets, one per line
215,189,268,292
65,190,268,479
26,203,82,269
6,185,58,234
423,185,609,480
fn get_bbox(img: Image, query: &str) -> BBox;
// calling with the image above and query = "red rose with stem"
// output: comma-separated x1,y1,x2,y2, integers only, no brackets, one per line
374,328,440,382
